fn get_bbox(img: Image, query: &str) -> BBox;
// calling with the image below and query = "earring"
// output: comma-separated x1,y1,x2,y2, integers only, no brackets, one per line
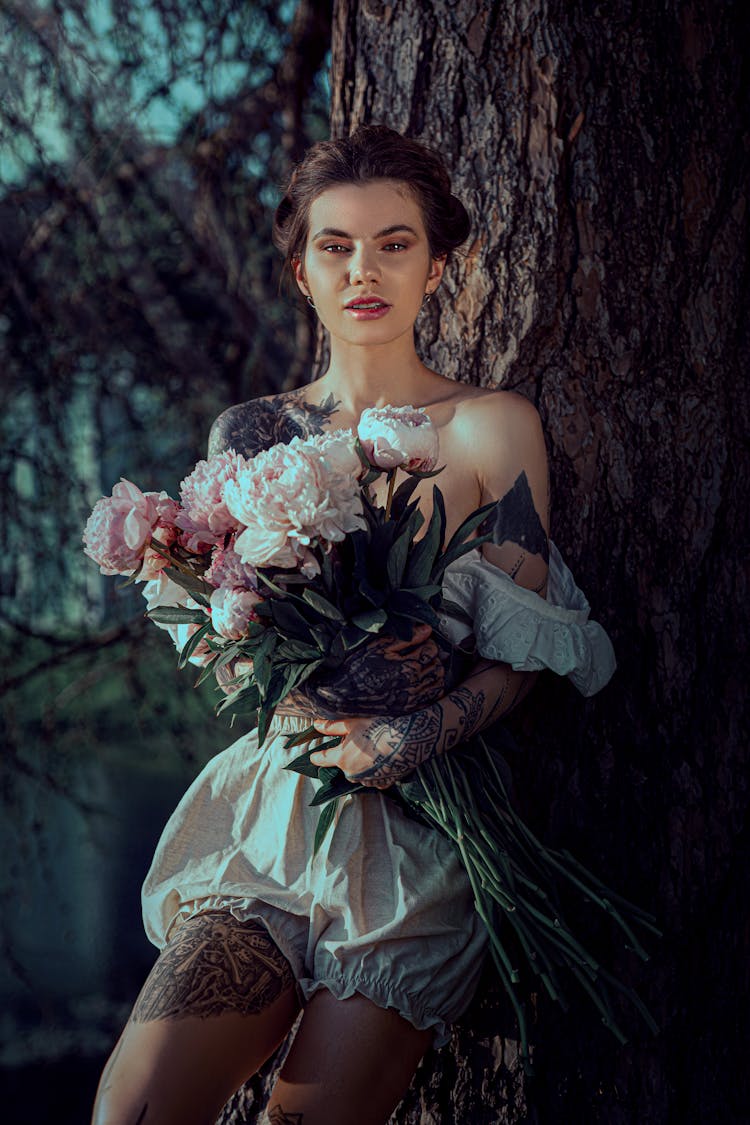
306,295,315,308
422,291,433,306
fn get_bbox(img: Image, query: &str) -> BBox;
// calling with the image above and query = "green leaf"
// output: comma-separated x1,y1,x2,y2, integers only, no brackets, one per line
257,703,277,746
310,769,362,807
270,599,314,638
340,624,371,651
351,608,388,633
301,588,346,622
313,800,338,857
389,599,440,629
252,631,278,695
320,549,334,592
404,464,445,479
216,681,260,715
404,485,445,587
284,748,321,778
433,500,498,577
148,606,208,625
178,620,214,668
390,475,420,520
433,485,447,554
193,652,220,686
357,576,387,607
403,583,442,602
283,724,323,750
276,638,324,661
386,526,412,589
438,597,475,628
163,566,213,603
433,532,494,579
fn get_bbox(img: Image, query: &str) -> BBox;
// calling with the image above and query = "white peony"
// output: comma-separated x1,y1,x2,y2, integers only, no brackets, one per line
222,435,365,569
357,405,439,472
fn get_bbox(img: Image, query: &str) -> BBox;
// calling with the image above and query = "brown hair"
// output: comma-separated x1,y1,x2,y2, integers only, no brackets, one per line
273,124,471,288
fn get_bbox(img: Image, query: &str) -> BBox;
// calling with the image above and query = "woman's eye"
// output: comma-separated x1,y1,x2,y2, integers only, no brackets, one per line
320,242,408,253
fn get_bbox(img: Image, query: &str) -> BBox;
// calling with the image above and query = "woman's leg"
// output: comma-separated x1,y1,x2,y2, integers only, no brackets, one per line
267,989,433,1125
92,911,300,1125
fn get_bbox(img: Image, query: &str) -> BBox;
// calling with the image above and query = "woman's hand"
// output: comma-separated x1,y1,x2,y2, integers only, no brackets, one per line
284,622,446,719
308,706,444,789
214,658,254,696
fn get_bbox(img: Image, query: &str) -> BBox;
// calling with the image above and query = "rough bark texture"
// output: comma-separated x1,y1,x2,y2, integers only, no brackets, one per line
219,1,749,1121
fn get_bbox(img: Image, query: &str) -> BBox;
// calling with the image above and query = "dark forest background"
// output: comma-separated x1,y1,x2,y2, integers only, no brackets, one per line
1,2,748,1124
0,2,330,1120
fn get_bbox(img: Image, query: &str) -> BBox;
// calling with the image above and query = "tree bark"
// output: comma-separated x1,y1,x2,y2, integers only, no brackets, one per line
219,0,749,1120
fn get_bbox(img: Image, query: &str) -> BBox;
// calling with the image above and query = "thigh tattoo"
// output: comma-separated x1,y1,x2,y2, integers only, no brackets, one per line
132,911,295,1022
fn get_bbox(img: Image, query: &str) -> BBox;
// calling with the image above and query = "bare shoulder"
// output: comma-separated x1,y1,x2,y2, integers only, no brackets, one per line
207,387,341,459
453,388,546,463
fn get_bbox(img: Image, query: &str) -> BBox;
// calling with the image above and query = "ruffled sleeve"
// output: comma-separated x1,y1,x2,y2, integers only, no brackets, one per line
141,572,212,667
438,541,616,696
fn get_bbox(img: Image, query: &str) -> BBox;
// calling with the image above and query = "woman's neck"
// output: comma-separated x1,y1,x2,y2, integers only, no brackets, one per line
318,337,443,414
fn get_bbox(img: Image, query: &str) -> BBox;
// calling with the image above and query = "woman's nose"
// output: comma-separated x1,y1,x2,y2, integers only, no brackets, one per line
349,248,380,284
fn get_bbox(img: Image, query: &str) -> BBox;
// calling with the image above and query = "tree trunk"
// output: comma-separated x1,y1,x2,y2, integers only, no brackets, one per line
219,0,749,1120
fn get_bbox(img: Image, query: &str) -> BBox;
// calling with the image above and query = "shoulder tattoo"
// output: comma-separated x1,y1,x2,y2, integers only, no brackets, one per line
208,391,340,458
480,470,550,565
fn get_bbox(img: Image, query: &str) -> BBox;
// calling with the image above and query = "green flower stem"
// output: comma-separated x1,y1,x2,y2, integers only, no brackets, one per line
384,470,397,520
148,538,193,578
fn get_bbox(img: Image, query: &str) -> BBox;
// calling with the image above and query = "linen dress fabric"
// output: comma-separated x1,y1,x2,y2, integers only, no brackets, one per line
141,543,616,1046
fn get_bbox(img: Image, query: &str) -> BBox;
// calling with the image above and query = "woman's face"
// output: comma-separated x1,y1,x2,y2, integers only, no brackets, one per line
295,179,445,346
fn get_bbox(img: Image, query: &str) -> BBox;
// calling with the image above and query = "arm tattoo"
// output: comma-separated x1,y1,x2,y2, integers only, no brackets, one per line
208,390,339,457
131,911,294,1022
351,685,486,784
351,706,446,784
480,470,549,565
290,629,446,719
269,1109,305,1124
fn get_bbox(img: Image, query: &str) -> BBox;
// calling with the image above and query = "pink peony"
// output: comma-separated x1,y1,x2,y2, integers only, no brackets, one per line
210,585,263,640
176,450,249,551
357,405,439,472
223,435,366,569
140,496,182,580
205,541,259,590
83,479,178,576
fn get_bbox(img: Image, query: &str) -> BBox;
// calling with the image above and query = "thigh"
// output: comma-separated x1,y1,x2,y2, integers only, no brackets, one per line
267,989,433,1125
92,911,300,1125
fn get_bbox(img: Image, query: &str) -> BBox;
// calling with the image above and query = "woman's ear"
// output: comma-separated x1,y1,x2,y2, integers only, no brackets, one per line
426,254,447,296
293,256,310,300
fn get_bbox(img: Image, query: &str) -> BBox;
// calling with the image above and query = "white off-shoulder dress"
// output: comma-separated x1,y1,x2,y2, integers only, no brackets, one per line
141,543,616,1046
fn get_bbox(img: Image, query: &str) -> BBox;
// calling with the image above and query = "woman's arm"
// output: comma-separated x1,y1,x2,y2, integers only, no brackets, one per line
310,659,536,788
310,393,550,787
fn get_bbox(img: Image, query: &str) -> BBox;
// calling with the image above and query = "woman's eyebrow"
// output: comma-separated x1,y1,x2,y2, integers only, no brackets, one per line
311,224,420,240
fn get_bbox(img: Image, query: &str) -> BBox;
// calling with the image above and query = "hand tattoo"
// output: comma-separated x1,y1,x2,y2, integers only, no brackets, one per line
208,390,339,457
351,684,486,785
290,628,446,719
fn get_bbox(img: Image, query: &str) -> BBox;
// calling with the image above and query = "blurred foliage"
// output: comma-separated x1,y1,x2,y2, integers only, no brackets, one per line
0,1,332,1067
0,0,331,637
0,0,331,763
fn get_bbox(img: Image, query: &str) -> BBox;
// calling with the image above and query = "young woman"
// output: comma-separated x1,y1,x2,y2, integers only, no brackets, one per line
93,126,614,1125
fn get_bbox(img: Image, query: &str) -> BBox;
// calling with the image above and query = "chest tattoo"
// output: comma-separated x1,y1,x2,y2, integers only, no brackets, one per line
209,391,340,458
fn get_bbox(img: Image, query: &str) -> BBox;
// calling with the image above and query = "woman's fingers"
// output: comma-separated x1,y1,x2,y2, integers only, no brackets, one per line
308,718,349,766
313,718,349,735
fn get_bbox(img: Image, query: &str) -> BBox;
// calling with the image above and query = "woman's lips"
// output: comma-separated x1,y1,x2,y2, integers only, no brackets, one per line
344,302,391,320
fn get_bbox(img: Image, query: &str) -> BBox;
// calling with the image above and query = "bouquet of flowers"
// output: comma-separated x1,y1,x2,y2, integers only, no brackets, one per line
83,405,659,1072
